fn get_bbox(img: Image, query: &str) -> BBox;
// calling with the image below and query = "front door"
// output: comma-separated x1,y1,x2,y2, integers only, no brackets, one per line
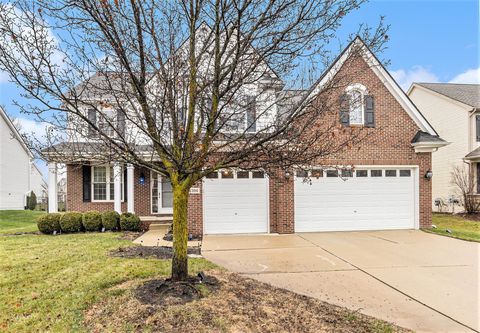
151,173,173,214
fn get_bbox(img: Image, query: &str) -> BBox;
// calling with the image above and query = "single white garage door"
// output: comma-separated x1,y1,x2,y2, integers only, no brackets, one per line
295,168,416,232
203,170,268,234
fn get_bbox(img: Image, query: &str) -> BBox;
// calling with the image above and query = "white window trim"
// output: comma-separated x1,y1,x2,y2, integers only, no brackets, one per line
346,83,368,126
150,172,173,214
91,165,124,202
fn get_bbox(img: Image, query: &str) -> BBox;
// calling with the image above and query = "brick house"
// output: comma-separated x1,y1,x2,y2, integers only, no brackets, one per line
43,38,447,236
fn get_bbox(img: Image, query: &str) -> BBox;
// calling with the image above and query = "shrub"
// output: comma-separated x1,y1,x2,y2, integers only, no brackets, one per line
82,211,102,231
37,213,62,234
102,211,120,230
28,191,37,210
120,212,141,231
60,212,83,233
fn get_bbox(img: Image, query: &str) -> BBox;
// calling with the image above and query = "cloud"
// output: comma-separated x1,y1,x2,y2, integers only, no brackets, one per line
0,70,9,83
390,66,439,91
449,68,480,84
13,117,50,144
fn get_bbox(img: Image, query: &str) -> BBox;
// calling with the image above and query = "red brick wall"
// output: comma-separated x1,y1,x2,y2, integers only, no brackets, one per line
187,182,203,237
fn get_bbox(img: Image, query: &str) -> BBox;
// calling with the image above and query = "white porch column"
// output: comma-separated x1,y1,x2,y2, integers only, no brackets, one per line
127,164,135,213
48,162,58,213
113,163,122,214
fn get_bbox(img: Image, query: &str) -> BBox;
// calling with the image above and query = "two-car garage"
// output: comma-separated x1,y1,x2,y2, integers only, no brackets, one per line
202,167,418,234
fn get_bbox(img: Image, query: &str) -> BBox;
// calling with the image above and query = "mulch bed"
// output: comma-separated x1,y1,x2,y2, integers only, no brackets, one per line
85,270,408,333
117,231,143,241
0,231,40,236
456,213,480,222
110,246,202,259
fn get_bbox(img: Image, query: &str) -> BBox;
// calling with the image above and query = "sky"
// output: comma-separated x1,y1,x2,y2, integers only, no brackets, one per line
0,0,479,178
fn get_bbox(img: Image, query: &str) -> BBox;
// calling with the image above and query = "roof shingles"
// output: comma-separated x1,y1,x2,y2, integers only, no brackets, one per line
416,83,480,108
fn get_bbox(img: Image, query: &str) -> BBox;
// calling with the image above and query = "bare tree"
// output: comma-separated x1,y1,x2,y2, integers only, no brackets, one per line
0,0,388,280
452,164,480,214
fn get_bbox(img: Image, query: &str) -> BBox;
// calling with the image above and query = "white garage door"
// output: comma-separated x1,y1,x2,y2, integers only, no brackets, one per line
295,168,416,232
203,170,268,234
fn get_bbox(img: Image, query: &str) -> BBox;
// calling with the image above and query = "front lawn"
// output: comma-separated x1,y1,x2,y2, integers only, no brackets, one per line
0,210,44,234
0,233,215,332
428,213,480,242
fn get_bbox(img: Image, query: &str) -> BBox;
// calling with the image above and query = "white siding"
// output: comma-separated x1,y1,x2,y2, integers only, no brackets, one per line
409,86,471,209
0,116,31,210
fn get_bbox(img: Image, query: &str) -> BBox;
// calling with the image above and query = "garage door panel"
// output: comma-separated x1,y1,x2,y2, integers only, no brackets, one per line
295,168,415,232
203,176,268,234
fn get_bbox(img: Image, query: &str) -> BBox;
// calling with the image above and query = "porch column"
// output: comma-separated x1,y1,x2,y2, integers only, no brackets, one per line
127,164,135,213
48,162,58,213
113,162,122,214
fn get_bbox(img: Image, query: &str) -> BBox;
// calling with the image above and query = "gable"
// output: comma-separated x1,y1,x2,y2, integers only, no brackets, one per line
300,37,438,136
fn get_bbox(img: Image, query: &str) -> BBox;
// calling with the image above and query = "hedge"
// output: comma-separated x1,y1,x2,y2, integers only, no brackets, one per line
60,212,83,233
82,211,103,231
102,211,120,230
37,213,62,234
120,212,141,231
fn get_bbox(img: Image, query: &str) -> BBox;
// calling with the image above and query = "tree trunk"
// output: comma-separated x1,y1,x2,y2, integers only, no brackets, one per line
171,184,189,281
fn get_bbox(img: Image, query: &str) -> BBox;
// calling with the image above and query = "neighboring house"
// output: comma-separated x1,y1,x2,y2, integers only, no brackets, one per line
408,83,480,211
0,107,47,210
43,38,447,236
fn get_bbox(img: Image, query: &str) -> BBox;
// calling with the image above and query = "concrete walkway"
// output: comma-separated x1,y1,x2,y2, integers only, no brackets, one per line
202,230,480,333
134,225,202,248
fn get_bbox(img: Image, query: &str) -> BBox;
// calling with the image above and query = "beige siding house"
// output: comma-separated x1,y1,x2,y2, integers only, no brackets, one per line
408,83,480,211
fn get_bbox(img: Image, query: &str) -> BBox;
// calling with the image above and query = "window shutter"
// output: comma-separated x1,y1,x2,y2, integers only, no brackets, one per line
246,96,256,133
123,167,128,202
476,115,480,142
339,94,349,126
117,109,125,137
87,109,96,136
364,95,375,128
82,165,91,202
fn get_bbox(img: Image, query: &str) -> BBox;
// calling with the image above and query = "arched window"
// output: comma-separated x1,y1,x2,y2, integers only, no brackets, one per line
346,84,368,125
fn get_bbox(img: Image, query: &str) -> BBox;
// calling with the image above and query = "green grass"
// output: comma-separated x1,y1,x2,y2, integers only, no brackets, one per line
0,232,215,332
427,213,480,242
0,210,45,234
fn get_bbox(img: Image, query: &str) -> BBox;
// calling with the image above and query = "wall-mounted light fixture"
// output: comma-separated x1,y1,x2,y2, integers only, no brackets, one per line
424,170,433,180
139,172,146,185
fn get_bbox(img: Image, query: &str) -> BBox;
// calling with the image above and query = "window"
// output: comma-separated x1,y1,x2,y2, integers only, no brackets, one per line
311,169,323,178
400,170,411,177
237,171,249,179
385,170,397,177
341,169,353,177
476,115,480,142
92,165,124,201
349,90,364,125
356,170,368,177
221,170,234,178
252,171,264,178
296,170,308,178
206,172,218,179
326,170,338,177
151,173,173,213
371,170,382,177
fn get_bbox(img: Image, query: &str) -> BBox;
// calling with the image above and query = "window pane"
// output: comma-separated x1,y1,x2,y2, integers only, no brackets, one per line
385,170,397,177
400,170,411,177
221,170,234,178
161,177,173,208
93,183,107,200
341,169,353,177
109,183,114,200
326,170,338,177
252,171,264,178
93,166,106,182
151,177,159,213
206,172,218,179
371,170,382,177
296,170,308,178
356,170,368,177
311,169,323,178
109,167,114,183
237,171,249,179
349,90,363,124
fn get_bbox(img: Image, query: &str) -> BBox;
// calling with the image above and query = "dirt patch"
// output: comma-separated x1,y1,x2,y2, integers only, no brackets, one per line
85,270,408,333
117,231,143,241
110,246,201,259
0,231,40,236
135,275,219,306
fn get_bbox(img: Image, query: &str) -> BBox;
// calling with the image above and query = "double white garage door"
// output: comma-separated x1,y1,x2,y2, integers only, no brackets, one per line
203,168,416,234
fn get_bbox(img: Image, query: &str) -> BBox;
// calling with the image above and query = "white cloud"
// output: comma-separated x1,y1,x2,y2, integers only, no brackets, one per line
449,68,480,84
14,117,50,144
390,66,439,91
0,70,9,83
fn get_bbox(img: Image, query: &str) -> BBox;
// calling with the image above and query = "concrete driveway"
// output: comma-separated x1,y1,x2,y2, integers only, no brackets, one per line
202,230,479,333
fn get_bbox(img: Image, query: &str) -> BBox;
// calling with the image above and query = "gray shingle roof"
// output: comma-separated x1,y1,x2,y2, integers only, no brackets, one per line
411,131,447,144
416,83,480,108
465,146,480,160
